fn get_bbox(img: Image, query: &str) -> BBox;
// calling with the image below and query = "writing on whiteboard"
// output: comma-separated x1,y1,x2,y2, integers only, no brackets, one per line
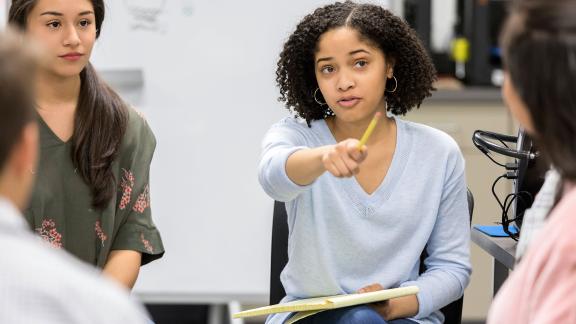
123,0,167,33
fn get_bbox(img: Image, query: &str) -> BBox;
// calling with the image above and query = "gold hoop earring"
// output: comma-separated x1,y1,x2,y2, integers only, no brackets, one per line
386,76,398,93
314,88,327,106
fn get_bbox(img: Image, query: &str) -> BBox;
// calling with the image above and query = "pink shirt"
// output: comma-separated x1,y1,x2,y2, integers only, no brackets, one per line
487,186,576,324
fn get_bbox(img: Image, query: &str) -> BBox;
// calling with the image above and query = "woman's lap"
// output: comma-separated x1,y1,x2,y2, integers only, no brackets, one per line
294,305,417,324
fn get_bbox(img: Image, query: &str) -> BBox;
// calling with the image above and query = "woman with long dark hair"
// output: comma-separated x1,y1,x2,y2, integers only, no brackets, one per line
8,0,164,289
487,0,576,322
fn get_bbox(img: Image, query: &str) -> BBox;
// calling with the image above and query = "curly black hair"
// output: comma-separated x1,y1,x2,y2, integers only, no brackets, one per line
276,1,436,125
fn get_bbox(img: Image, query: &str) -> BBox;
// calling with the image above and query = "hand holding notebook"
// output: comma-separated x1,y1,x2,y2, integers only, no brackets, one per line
233,285,419,323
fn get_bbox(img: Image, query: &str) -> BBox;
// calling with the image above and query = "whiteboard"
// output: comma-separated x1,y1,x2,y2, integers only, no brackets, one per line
1,0,7,28
91,0,394,302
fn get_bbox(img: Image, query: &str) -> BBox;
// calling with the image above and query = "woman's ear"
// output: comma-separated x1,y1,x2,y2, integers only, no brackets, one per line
385,57,395,78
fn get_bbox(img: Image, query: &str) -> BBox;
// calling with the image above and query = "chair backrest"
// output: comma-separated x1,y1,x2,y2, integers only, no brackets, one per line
269,189,474,324
270,201,290,305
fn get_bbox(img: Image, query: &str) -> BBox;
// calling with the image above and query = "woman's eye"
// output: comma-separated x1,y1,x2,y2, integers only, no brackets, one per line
355,60,368,68
47,21,61,29
320,66,334,74
79,19,92,28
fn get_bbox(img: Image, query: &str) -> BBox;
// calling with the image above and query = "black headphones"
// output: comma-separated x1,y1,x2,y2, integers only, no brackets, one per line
472,130,538,160
473,129,544,239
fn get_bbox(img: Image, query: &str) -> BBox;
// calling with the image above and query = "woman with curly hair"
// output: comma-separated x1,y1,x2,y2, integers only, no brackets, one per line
258,1,471,323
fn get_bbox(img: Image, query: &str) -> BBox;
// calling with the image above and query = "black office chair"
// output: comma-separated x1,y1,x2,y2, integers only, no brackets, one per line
270,189,474,324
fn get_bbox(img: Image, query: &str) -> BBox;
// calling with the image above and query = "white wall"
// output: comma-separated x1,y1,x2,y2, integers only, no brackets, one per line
431,0,457,52
1,0,7,27
2,0,398,303
91,0,392,302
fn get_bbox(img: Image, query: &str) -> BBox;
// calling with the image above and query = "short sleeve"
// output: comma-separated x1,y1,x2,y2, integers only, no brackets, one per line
112,109,165,265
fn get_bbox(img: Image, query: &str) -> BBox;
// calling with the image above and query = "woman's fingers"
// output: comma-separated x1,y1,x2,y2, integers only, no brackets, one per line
358,283,384,293
322,139,368,177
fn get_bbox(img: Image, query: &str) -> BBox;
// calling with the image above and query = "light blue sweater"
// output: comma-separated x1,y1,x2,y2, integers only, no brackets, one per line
258,116,471,324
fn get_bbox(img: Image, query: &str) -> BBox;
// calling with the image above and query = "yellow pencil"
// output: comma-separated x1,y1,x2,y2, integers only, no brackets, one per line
357,111,382,149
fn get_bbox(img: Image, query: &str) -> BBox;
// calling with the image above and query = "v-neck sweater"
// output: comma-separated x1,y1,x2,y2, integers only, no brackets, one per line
258,116,471,324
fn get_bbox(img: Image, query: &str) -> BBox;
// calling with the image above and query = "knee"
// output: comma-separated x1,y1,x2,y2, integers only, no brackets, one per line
341,306,386,324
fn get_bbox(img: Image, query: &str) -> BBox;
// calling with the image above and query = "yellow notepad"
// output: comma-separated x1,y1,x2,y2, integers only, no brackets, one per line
233,286,419,322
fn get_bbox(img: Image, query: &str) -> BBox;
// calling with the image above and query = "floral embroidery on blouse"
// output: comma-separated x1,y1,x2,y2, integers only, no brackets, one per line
35,219,63,249
119,168,135,210
95,220,108,247
133,184,150,213
140,233,153,253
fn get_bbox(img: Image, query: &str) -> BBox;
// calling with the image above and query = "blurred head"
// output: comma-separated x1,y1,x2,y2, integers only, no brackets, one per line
501,0,576,180
0,29,40,211
276,1,436,125
9,0,103,79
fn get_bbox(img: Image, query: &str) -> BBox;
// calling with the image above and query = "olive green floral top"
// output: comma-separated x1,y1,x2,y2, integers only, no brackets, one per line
25,108,164,268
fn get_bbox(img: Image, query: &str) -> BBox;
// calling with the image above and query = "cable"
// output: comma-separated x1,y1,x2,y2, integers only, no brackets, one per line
502,193,519,240
491,174,508,210
491,172,536,241
499,191,534,241
498,139,510,149
483,151,507,168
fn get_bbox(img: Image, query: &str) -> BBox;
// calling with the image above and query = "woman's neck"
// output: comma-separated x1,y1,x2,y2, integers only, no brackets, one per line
563,179,576,195
35,72,81,111
328,110,394,145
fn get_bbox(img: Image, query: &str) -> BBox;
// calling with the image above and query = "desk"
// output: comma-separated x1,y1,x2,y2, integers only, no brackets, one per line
471,227,517,296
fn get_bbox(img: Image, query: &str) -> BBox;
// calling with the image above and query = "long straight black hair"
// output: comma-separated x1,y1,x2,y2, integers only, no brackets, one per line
500,0,576,181
9,0,129,210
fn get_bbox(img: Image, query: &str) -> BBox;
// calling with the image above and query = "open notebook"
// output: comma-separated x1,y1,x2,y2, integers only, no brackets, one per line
233,286,419,323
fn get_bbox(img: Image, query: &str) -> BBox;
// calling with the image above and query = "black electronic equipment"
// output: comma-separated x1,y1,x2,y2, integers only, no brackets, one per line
473,129,546,238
